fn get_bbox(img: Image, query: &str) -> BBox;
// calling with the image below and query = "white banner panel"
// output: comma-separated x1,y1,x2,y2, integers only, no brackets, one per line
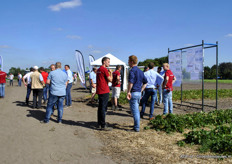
169,51,182,87
185,47,203,80
88,55,95,72
75,51,86,88
0,56,3,71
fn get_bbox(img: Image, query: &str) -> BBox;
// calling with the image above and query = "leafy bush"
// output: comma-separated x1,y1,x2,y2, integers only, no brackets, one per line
178,125,232,155
146,109,232,133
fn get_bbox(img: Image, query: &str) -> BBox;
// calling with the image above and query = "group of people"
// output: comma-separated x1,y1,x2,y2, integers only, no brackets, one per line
1,55,175,132
20,63,74,123
94,55,176,132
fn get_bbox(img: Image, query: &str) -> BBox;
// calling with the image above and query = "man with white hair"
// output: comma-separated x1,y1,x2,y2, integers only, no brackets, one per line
30,66,45,109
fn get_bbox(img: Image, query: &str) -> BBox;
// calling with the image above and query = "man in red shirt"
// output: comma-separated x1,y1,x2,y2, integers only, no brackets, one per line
111,65,122,111
40,67,49,104
96,57,112,131
162,63,176,115
0,69,7,98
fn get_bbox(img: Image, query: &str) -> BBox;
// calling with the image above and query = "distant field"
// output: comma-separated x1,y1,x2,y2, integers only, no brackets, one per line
204,79,232,83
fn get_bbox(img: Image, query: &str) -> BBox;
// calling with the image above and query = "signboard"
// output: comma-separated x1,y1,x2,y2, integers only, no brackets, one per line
169,50,182,87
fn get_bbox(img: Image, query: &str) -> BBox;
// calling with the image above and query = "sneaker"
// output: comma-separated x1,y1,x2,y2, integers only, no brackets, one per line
63,105,69,109
127,128,139,132
111,105,115,111
155,102,160,106
40,120,48,124
101,126,113,131
140,114,144,119
149,117,155,121
58,121,62,124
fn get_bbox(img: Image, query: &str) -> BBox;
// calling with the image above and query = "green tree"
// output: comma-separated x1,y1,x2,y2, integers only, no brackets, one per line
219,62,232,79
204,66,211,79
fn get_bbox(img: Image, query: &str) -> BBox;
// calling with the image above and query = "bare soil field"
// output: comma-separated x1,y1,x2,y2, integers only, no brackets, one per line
0,81,231,163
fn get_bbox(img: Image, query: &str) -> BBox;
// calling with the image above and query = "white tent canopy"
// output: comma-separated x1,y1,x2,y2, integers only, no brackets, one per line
91,53,128,91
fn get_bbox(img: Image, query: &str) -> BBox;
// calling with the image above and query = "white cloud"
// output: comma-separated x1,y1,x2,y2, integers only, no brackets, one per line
55,27,63,31
49,0,82,11
66,35,81,39
225,33,232,37
88,45,93,49
0,45,10,49
91,50,102,54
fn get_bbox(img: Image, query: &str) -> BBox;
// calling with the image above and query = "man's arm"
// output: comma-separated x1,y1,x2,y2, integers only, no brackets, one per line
127,82,133,100
141,83,147,93
22,75,27,87
163,76,169,89
116,75,120,84
107,69,113,82
172,76,176,84
46,79,51,85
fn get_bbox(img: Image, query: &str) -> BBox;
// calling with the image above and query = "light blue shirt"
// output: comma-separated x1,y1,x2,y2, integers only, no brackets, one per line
48,69,68,96
144,69,164,89
89,71,96,84
66,69,73,83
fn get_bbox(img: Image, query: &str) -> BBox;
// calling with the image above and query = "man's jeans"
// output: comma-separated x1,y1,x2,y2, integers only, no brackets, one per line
140,88,157,118
43,84,49,101
10,80,13,86
98,93,109,128
129,92,141,132
18,79,22,86
32,89,43,108
0,83,5,97
155,86,162,104
65,83,72,106
44,94,65,123
163,89,173,115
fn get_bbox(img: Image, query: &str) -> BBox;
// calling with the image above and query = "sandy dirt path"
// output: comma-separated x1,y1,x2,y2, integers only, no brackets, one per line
0,84,116,164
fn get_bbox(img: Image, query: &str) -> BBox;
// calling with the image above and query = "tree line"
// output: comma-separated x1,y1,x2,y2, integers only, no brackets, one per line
8,67,50,77
138,56,232,79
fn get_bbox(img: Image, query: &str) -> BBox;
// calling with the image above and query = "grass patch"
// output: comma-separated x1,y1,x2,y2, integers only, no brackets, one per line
204,79,232,83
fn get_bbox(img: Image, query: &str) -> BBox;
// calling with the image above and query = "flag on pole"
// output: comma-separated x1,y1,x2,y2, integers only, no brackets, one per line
75,50,86,88
0,56,3,71
88,55,95,72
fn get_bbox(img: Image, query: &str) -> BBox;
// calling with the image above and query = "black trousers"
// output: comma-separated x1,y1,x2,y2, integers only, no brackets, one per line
32,89,43,108
98,93,109,128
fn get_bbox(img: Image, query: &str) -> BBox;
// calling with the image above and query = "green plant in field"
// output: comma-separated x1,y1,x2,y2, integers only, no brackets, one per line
178,124,232,155
146,109,232,133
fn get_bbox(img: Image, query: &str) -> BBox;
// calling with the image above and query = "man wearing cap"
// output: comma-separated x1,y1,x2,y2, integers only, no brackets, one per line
0,69,7,98
30,66,45,109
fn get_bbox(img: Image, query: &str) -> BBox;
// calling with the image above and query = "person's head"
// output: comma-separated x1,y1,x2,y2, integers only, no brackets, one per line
65,65,70,71
93,67,97,73
30,67,34,72
33,66,39,71
116,65,122,71
55,62,62,69
143,66,149,72
148,62,154,70
157,66,162,73
39,67,44,72
128,55,138,67
163,63,170,71
18,72,20,75
102,57,110,67
50,64,55,71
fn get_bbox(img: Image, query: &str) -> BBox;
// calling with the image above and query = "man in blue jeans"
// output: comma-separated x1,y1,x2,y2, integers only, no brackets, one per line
41,62,68,124
0,69,7,98
140,63,164,120
127,55,147,132
162,63,176,115
64,65,73,108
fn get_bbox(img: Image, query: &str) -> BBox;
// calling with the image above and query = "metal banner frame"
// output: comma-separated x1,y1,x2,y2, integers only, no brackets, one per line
168,40,219,111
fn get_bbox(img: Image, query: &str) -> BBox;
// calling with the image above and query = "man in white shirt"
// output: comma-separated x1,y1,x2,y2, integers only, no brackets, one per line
9,73,14,86
64,65,73,108
22,67,34,105
18,72,22,87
